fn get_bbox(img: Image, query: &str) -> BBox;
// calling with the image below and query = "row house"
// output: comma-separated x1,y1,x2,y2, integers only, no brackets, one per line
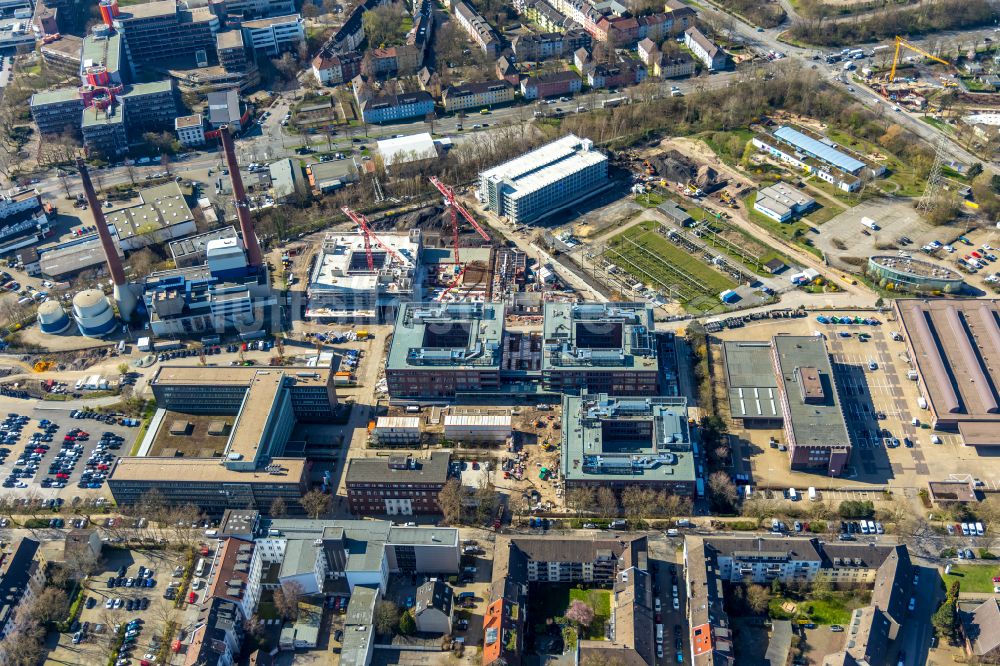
519,70,581,100
442,80,515,112
511,29,590,62
451,0,500,57
587,58,646,88
311,51,362,85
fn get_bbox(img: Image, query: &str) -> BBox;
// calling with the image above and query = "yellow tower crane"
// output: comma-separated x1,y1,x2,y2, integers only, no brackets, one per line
888,35,950,83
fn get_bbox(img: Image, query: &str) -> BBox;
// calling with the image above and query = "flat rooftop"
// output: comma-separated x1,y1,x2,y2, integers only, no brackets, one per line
561,393,695,484
30,86,82,107
152,365,330,389
869,255,962,281
117,0,176,20
481,134,607,202
242,14,300,29
109,456,306,483
896,299,1000,445
168,226,237,261
148,411,233,457
105,181,194,241
81,32,121,74
722,341,780,420
542,302,658,371
772,335,851,450
386,302,504,371
216,30,243,50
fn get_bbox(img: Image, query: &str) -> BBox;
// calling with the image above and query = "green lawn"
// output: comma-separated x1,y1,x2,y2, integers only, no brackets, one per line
609,220,737,312
941,564,1000,594
803,199,846,225
823,128,925,198
529,584,612,641
921,116,954,135
768,594,861,625
700,129,754,167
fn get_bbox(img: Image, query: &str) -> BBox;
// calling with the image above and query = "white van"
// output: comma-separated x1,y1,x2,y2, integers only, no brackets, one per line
808,487,817,502
194,558,207,577
788,488,798,501
656,624,664,644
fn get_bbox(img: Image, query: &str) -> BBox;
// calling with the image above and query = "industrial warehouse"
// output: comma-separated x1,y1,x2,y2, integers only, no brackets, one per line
896,299,1000,447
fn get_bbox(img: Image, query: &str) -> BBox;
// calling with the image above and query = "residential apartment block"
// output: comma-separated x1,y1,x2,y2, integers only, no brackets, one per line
205,537,262,620
541,301,659,395
519,70,582,100
311,51,362,85
358,90,435,124
479,133,606,223
684,26,726,70
442,80,515,112
451,0,499,57
484,535,649,666
587,58,646,88
385,302,504,399
0,539,46,639
511,29,591,61
241,14,304,56
346,452,451,516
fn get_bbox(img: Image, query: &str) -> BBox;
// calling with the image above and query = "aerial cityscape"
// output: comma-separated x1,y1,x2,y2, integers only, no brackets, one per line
0,0,995,663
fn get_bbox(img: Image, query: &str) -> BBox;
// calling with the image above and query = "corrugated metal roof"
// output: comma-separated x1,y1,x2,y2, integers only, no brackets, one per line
375,416,421,430
444,414,512,427
773,126,865,174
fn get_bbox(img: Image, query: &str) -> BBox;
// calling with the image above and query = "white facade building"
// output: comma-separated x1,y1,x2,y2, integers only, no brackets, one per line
479,134,609,224
175,114,205,146
241,14,304,56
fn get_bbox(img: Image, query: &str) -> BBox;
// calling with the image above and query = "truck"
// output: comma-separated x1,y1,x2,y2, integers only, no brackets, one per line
861,217,879,231
602,96,629,108
849,49,865,60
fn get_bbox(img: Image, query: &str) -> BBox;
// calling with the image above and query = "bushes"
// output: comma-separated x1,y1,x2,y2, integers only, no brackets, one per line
713,0,786,27
55,588,85,633
789,0,996,46
838,500,875,519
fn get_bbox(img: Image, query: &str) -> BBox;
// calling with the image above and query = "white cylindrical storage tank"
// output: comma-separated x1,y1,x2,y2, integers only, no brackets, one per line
37,300,72,335
72,289,117,338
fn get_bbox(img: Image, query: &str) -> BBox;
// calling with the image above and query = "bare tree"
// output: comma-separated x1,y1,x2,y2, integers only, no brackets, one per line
269,496,288,518
597,487,618,519
438,478,465,525
24,587,69,624
373,599,399,636
745,584,770,613
300,490,332,519
273,581,304,621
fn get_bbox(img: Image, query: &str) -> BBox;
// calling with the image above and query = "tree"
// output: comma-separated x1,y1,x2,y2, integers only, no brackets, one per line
300,489,332,519
141,131,179,155
967,162,983,179
565,599,594,627
597,487,618,519
438,478,465,525
398,609,416,635
745,584,770,614
621,486,653,523
475,475,500,525
567,487,595,517
269,496,288,518
117,362,129,376
708,471,738,512
273,52,300,82
302,2,321,17
25,587,68,624
362,2,406,48
374,600,399,636
273,581,303,621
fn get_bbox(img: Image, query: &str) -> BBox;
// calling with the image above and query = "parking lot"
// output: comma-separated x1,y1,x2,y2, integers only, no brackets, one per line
0,403,139,499
48,547,191,666
719,311,1000,495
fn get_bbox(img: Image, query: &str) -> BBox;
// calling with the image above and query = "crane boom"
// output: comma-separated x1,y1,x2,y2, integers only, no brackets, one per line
429,176,491,241
889,36,950,83
341,206,407,269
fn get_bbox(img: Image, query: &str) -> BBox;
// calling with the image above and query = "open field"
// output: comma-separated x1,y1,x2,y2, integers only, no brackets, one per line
823,128,926,198
941,564,1000,594
700,218,794,272
607,220,737,312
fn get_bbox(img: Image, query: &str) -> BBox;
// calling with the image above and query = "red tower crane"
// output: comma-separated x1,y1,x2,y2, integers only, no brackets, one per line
341,206,406,270
429,176,490,266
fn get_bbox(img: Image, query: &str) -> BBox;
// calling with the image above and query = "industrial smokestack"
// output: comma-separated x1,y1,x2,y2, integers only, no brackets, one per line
77,158,137,321
219,125,263,268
